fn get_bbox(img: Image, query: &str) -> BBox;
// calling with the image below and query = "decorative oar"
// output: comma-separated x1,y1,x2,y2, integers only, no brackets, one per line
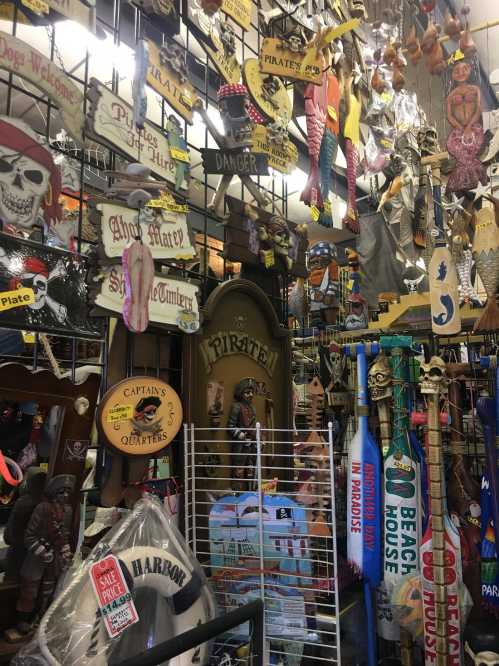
346,342,382,666
419,358,462,666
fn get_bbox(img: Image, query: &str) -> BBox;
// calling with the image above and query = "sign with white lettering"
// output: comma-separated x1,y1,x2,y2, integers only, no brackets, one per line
221,0,251,30
259,38,323,85
93,265,200,333
0,31,84,144
250,125,298,175
201,149,268,176
90,554,139,638
86,79,183,189
98,376,183,456
146,39,198,124
92,200,196,262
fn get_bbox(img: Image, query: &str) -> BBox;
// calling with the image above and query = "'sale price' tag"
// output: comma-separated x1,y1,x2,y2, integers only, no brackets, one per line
90,554,139,638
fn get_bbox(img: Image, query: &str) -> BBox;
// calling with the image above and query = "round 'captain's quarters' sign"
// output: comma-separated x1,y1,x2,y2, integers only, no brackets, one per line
98,377,183,456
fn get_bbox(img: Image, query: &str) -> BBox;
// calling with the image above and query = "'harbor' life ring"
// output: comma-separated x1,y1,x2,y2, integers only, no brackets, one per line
38,546,213,666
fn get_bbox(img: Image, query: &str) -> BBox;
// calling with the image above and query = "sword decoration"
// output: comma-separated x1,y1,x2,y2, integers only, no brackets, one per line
419,357,463,666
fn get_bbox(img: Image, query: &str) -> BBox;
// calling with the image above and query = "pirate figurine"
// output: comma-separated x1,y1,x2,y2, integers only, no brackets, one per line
227,378,257,487
131,396,162,435
308,242,340,329
6,474,75,642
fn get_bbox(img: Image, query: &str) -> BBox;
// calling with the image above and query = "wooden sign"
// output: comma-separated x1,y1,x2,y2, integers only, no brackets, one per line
92,201,196,262
0,232,100,338
201,148,268,176
251,125,298,175
200,330,279,376
93,265,200,333
98,376,183,456
243,59,292,124
0,32,84,145
259,38,323,85
137,0,180,36
146,39,198,124
86,79,183,190
204,32,241,85
221,0,251,30
11,0,96,32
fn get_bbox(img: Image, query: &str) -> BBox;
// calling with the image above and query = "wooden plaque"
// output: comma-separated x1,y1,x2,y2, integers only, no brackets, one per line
137,0,180,36
201,148,268,176
250,125,298,175
93,265,200,333
0,31,84,145
91,200,197,262
86,79,184,190
221,0,251,30
98,376,183,456
259,38,323,85
146,39,198,124
243,58,292,124
204,32,241,85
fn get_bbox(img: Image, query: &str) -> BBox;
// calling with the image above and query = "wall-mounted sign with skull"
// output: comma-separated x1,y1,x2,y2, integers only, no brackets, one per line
0,116,62,231
0,232,100,338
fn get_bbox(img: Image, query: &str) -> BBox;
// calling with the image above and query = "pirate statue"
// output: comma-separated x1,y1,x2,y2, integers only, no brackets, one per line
308,241,340,329
6,474,75,642
227,378,257,487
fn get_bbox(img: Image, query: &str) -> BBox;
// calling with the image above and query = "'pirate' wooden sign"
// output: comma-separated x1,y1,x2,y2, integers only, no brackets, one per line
201,148,269,176
91,200,196,262
146,39,198,124
93,266,200,333
86,79,184,190
0,32,84,145
0,233,100,338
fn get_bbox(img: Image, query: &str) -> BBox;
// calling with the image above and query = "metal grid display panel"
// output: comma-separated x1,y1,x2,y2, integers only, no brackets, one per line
184,424,340,666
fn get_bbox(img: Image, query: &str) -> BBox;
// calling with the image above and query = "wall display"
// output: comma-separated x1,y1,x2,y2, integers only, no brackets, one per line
91,200,196,262
182,0,220,47
200,148,268,176
250,124,298,175
98,376,183,456
0,32,84,145
225,197,308,277
259,37,323,85
242,59,292,125
86,79,182,190
472,205,499,332
0,233,99,338
301,69,327,209
221,0,251,30
92,265,200,333
146,38,198,124
308,241,340,328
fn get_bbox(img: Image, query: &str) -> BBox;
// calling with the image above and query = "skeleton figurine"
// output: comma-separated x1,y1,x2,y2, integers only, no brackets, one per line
159,38,188,83
464,621,499,666
193,88,271,216
419,356,449,395
267,121,288,146
257,215,293,270
219,21,236,58
227,378,257,487
0,250,68,323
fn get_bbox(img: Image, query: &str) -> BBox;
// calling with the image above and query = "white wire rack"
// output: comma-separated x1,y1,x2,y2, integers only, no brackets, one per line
184,424,341,666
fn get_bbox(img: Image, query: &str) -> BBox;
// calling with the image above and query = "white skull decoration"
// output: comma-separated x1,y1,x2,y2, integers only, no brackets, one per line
465,643,499,666
368,353,392,402
0,117,53,229
419,356,448,395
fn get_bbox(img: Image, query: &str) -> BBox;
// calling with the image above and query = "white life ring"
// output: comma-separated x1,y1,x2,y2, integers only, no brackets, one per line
39,546,213,666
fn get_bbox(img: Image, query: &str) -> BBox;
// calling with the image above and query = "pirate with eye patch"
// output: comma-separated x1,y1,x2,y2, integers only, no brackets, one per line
131,396,163,435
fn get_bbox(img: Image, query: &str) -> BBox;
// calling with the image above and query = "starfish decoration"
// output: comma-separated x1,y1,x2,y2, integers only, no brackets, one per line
441,194,465,216
470,181,491,202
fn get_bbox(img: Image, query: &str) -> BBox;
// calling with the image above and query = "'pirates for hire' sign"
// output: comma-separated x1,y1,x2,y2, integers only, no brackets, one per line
86,79,184,189
91,201,196,262
93,266,200,333
0,32,85,145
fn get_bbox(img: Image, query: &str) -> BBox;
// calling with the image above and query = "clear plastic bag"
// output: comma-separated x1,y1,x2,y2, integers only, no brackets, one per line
14,495,216,666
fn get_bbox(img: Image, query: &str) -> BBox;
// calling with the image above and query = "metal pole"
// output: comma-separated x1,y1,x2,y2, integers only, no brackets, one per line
183,422,189,547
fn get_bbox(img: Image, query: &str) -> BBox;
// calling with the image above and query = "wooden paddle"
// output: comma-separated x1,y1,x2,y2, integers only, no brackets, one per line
427,166,461,336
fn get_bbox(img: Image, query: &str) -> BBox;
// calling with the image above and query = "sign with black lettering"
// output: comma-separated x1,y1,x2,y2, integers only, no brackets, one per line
201,149,268,176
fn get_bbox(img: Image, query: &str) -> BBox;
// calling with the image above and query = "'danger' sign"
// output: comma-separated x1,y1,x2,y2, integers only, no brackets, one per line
94,266,199,333
93,201,196,261
0,32,84,144
86,79,183,189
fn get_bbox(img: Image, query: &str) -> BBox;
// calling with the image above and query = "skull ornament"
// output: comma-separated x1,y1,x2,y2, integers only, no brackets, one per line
267,121,288,146
419,356,448,394
417,125,440,157
465,643,499,666
368,353,392,402
220,21,236,58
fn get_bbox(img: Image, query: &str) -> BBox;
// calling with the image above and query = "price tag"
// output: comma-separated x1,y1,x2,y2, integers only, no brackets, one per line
347,279,354,290
170,147,190,163
106,404,133,423
310,206,320,222
22,331,36,344
90,554,138,639
21,0,48,14
323,200,332,215
0,288,34,312
262,248,275,268
180,93,193,109
327,105,337,122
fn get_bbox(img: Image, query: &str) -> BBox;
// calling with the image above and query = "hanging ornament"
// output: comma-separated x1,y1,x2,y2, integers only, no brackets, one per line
420,0,436,12
443,10,462,40
406,26,422,64
459,4,476,56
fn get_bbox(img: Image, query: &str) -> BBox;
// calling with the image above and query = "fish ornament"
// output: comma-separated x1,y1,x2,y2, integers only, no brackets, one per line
342,86,362,234
472,203,499,331
318,73,340,228
300,62,328,209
